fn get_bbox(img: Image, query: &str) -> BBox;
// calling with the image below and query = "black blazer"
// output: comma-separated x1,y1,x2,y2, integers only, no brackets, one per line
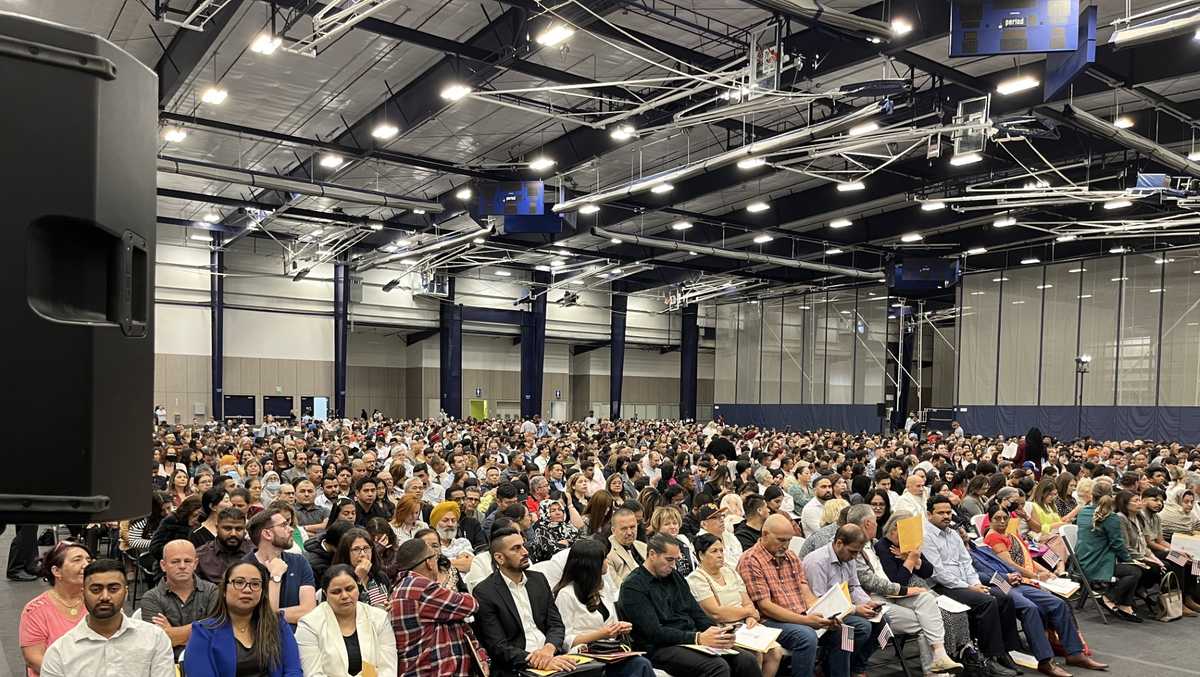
472,569,566,677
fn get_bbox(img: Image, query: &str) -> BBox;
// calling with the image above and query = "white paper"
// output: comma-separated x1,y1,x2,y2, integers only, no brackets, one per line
1009,651,1040,670
735,625,782,653
1039,577,1080,599
936,595,971,614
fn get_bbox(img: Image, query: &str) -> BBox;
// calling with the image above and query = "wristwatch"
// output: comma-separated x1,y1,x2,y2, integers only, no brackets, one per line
271,574,283,583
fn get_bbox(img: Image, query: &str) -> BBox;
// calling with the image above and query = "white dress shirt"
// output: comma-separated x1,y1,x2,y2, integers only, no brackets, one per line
554,576,619,650
920,519,981,589
801,496,825,537
40,614,174,677
503,572,547,653
893,491,926,518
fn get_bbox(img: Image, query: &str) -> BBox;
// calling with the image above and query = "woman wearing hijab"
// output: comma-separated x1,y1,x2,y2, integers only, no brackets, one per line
528,498,580,563
261,471,282,505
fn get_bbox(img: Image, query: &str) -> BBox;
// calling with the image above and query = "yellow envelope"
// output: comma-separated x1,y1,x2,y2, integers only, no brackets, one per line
361,662,377,677
897,514,924,553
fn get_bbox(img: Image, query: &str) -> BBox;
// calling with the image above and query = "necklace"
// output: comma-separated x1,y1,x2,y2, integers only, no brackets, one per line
50,590,81,616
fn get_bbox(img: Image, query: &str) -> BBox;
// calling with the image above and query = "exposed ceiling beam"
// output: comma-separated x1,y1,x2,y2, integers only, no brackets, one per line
156,0,247,108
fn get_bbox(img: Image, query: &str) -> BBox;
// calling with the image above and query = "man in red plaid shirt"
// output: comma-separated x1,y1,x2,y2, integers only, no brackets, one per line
390,538,488,676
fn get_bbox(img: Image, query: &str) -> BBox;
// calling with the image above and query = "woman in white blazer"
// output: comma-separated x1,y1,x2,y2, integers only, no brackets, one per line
295,564,397,677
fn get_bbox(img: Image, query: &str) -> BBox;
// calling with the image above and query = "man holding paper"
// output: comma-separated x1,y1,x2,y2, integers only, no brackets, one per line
801,524,883,672
738,514,868,677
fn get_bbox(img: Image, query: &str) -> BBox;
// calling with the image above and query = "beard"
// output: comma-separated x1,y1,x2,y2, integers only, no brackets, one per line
436,526,457,542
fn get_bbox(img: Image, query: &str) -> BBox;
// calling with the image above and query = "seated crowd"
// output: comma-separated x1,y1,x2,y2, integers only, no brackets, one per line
16,414,1200,677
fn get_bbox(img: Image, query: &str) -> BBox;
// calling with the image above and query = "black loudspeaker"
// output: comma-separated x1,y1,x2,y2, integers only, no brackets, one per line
0,12,156,522
877,403,888,418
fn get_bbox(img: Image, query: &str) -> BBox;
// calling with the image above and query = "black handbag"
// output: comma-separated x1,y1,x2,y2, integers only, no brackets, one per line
582,639,628,655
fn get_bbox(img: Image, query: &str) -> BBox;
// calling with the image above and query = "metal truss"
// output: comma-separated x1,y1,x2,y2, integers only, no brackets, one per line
283,0,404,57
158,0,237,31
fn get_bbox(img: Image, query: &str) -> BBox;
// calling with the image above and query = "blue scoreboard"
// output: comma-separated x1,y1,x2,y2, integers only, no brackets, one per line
950,0,1079,56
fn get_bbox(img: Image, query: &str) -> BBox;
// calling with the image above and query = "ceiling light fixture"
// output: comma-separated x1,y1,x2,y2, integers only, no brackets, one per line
836,181,866,192
900,232,923,242
535,23,574,47
993,215,1017,228
950,152,982,166
1037,284,1053,289
1021,257,1040,265
412,208,426,215
921,201,946,211
826,247,844,255
528,156,556,171
369,223,384,231
579,204,600,215
1155,257,1176,264
1078,294,1093,299
736,157,766,169
472,237,485,244
319,154,344,169
1111,276,1128,282
671,220,693,231
966,247,988,255
1189,151,1200,161
440,83,471,101
1068,267,1087,273
201,86,228,104
609,124,636,141
746,201,770,213
1150,287,1165,293
1103,199,1132,210
371,123,399,140
535,265,551,272
1110,246,1129,254
849,122,879,136
830,218,853,229
162,126,187,143
650,183,674,194
202,212,220,223
494,270,512,277
996,74,1039,96
455,187,472,200
688,250,699,256
1055,234,1078,242
1113,116,1135,129
250,32,282,55
753,234,774,244
610,237,623,244
190,233,212,242
993,276,1010,282
891,17,913,35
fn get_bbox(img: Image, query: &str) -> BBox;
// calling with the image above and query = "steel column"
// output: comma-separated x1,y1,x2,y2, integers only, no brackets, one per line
610,293,628,419
333,260,350,418
680,304,699,420
440,278,462,419
210,234,224,422
520,272,549,419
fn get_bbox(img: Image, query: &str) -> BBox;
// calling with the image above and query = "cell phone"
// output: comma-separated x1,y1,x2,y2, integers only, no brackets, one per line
723,622,743,634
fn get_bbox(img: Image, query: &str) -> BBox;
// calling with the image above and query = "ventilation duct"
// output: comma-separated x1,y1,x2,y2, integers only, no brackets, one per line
591,226,884,280
748,0,896,41
1043,105,1200,177
554,102,884,213
157,156,443,213
356,219,491,273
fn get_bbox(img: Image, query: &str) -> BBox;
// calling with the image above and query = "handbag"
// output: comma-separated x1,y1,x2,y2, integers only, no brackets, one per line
1159,570,1184,621
582,639,628,655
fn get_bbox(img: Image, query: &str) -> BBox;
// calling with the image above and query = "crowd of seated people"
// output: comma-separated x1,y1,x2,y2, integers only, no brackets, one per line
13,413,1200,677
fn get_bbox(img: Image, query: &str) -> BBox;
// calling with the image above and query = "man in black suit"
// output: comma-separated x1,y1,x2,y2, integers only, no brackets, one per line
472,526,577,677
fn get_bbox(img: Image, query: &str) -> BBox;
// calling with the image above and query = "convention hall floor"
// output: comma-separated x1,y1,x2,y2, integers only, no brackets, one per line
0,530,1194,677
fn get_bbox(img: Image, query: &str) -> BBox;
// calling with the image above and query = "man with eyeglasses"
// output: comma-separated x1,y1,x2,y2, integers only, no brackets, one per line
390,538,487,676
243,507,316,627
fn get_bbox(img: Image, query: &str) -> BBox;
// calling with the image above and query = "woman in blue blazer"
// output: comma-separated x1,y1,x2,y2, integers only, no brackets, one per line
184,560,303,676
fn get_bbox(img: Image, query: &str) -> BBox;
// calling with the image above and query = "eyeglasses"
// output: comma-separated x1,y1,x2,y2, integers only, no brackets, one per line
350,545,373,555
229,578,263,591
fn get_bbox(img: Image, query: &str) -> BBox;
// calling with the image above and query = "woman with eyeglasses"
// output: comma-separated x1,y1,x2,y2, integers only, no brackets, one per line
19,542,93,677
184,560,302,676
295,564,398,677
331,528,391,609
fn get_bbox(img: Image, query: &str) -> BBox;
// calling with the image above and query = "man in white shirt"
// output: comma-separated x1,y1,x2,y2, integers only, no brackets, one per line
583,410,598,427
800,474,834,537
893,473,927,518
40,559,174,677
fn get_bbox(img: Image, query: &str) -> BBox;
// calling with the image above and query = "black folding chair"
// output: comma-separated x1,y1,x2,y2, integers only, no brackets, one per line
1059,525,1108,625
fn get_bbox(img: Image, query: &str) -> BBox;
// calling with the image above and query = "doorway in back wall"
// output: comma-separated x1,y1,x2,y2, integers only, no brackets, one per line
469,399,488,421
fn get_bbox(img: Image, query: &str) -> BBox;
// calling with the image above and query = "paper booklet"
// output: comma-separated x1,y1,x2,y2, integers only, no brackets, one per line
1038,577,1080,599
735,624,783,653
682,644,740,656
809,582,854,636
936,595,971,614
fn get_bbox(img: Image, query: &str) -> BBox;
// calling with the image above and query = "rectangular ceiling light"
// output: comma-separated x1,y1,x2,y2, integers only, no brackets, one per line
996,74,1039,96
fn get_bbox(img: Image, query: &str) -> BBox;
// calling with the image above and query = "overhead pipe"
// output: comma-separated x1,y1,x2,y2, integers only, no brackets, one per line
553,102,884,212
358,221,492,273
747,0,896,42
157,155,444,213
1042,105,1200,178
592,226,884,280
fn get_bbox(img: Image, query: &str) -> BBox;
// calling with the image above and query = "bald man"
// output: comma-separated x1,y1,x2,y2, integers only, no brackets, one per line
137,539,218,656
893,473,927,518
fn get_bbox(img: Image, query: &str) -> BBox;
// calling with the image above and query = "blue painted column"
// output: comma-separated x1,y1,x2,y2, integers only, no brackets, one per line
333,260,349,418
520,271,549,419
210,233,224,422
610,291,627,419
440,278,462,418
680,303,699,420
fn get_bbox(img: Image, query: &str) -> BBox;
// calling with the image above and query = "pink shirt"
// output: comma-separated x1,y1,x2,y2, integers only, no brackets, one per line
19,591,82,677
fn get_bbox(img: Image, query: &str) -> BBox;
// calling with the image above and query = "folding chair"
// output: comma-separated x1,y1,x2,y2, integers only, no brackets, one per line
1058,524,1108,624
889,632,919,677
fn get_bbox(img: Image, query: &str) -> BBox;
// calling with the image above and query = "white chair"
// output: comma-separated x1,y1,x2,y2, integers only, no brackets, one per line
529,557,564,591
464,551,493,591
1059,523,1078,550
970,514,987,536
789,535,806,556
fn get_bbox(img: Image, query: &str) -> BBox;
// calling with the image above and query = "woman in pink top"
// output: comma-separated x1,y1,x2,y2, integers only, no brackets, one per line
18,541,92,676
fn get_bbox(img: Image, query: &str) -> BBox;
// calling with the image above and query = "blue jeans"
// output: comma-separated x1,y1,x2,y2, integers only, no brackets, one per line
764,615,877,677
603,655,657,677
1007,584,1084,662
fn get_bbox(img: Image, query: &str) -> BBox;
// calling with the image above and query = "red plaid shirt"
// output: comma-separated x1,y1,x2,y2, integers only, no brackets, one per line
391,571,488,677
737,542,813,614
